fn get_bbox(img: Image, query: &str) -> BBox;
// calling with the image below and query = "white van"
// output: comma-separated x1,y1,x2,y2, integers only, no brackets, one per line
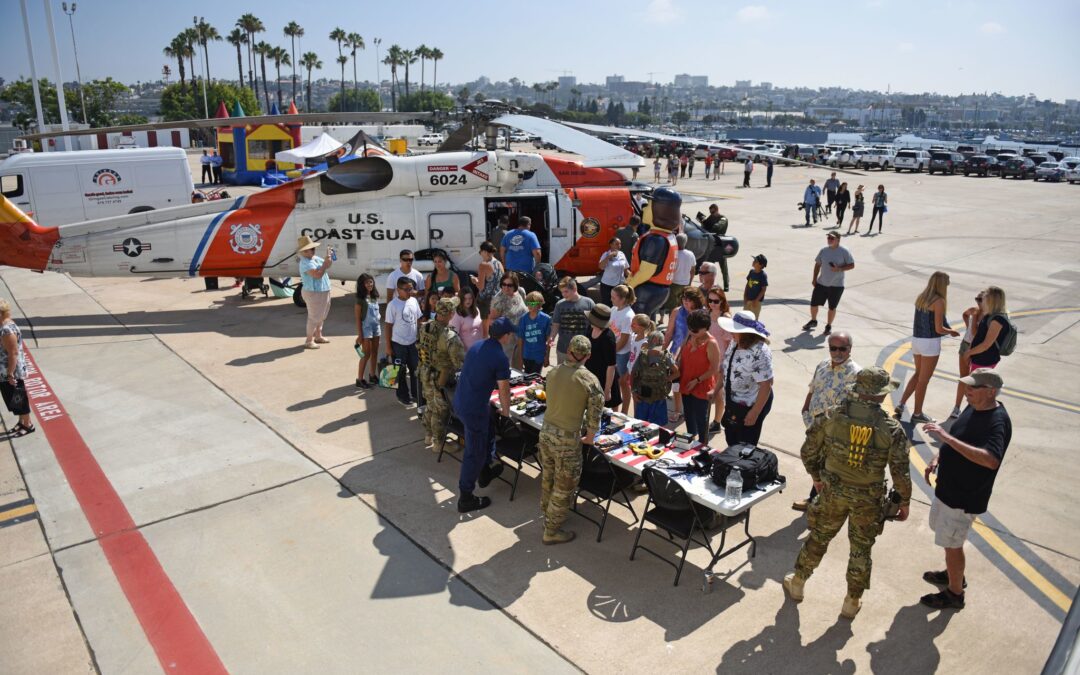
0,148,194,226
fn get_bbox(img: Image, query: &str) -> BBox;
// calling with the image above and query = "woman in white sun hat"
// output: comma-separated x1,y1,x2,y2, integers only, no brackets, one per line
297,234,334,349
717,310,775,446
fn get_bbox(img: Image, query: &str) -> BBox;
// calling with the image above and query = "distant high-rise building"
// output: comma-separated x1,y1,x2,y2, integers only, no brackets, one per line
606,75,625,87
690,75,708,88
674,74,708,88
760,82,773,91
558,76,577,89
735,80,752,89
674,74,692,88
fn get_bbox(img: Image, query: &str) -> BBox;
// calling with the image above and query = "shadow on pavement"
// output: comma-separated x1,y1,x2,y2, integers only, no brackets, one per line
866,603,954,673
717,601,856,674
782,332,829,353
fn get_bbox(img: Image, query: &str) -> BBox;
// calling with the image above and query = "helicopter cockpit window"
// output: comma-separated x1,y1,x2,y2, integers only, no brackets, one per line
320,157,394,195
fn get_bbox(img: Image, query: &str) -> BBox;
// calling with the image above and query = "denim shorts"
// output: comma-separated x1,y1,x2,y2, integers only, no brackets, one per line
362,319,382,339
615,352,631,376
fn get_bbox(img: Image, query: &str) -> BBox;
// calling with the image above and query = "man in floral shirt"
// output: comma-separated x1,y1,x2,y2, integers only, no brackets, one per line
793,331,861,511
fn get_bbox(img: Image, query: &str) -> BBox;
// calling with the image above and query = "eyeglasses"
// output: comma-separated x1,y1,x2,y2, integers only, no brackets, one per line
501,283,516,288
708,298,722,305
975,295,985,301
526,301,542,307
828,345,850,352
400,258,414,263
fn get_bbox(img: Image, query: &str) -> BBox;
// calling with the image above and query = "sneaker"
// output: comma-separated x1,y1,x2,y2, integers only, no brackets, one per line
424,434,433,447
910,412,936,424
314,337,330,344
304,341,319,350
782,573,805,602
368,375,379,385
893,404,906,419
791,499,810,512
920,589,965,610
922,570,967,589
840,594,862,619
417,405,426,415
948,407,961,419
397,398,414,407
478,461,504,488
457,493,492,513
543,529,576,545
708,421,722,434
802,319,818,331
356,378,368,389
822,324,832,336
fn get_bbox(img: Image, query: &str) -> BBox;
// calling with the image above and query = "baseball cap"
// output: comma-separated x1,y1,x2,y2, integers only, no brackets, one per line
959,369,1003,388
752,253,768,267
488,316,515,338
435,297,459,316
826,231,840,240
568,334,592,358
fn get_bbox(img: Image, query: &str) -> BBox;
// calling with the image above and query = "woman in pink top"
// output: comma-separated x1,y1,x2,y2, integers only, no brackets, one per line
706,287,734,434
678,309,721,444
450,288,484,350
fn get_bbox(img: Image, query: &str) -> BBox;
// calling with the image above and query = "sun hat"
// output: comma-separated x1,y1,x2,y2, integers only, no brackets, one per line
718,310,770,338
588,304,611,330
296,234,319,253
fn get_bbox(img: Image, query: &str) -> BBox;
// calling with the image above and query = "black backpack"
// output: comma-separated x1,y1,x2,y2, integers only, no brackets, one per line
710,444,783,491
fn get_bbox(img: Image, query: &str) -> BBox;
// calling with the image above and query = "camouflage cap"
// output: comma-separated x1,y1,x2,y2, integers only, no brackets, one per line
435,296,459,315
567,334,592,358
851,367,899,397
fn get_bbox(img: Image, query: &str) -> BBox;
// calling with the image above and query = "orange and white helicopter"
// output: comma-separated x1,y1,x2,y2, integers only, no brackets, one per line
1,109,853,301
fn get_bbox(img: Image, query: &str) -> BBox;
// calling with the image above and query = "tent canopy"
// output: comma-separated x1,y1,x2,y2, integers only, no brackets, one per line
275,133,343,164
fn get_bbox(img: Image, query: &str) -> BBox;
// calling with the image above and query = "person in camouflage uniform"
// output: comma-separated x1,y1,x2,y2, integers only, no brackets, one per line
783,367,912,619
538,334,605,545
417,297,466,453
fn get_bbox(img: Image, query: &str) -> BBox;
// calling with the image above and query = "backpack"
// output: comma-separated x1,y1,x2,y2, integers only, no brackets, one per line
991,314,1018,356
632,350,673,403
710,444,783,491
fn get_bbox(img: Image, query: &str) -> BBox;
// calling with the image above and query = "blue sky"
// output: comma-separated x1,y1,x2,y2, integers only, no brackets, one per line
3,0,1079,101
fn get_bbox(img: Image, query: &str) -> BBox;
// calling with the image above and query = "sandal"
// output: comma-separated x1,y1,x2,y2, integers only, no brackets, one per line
668,411,684,423
919,589,965,610
11,422,35,437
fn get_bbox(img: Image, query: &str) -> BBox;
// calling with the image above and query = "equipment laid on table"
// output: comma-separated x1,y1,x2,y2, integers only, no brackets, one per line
709,444,782,490
523,401,546,417
671,432,696,452
630,442,665,460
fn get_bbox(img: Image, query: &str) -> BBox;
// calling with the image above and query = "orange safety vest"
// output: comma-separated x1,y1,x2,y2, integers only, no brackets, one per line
631,231,678,286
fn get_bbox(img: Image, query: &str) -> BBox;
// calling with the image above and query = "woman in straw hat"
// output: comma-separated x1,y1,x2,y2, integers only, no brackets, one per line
717,310,775,446
297,235,334,349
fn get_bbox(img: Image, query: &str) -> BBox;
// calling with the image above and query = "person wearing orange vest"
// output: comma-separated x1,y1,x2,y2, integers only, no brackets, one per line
627,187,681,317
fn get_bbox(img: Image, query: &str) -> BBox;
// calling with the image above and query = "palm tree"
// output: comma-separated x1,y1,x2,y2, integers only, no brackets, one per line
347,33,364,111
430,47,443,94
255,42,272,112
383,45,403,111
301,51,321,112
401,49,417,99
236,13,264,94
194,19,221,82
329,28,347,112
270,46,290,110
183,28,199,90
226,28,246,88
283,21,304,105
163,34,189,92
415,45,429,95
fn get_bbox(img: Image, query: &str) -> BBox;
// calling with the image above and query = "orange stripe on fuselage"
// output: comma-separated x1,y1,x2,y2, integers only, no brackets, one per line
199,184,299,277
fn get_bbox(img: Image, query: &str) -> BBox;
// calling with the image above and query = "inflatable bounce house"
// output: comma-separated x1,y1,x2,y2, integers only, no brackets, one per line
215,101,302,185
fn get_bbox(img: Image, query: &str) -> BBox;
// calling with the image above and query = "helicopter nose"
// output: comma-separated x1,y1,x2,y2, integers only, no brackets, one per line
0,196,60,271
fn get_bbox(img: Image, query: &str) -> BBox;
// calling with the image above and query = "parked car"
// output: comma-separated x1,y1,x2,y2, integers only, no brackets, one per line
1027,153,1054,167
1059,157,1080,170
856,149,893,170
831,148,867,168
893,149,931,172
962,155,996,176
999,156,1036,179
1066,167,1080,184
928,152,965,175
1033,161,1066,182
417,133,444,146
509,132,531,143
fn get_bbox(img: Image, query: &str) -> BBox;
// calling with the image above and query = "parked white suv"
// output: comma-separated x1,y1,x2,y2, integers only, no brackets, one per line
893,150,932,172
417,133,444,146
856,148,893,170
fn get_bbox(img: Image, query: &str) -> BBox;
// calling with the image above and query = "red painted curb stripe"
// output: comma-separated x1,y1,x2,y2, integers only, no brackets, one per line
22,348,228,675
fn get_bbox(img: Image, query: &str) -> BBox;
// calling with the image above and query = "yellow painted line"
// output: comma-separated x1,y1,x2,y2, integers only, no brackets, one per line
897,360,1080,413
0,504,37,521
882,335,1074,613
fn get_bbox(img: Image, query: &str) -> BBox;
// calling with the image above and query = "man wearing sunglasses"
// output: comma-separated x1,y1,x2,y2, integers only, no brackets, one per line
793,332,860,512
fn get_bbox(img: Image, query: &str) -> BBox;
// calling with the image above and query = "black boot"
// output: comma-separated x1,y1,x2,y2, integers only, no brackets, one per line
458,492,492,513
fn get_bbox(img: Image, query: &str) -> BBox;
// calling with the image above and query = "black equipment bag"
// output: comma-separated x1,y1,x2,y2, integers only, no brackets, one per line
709,444,783,491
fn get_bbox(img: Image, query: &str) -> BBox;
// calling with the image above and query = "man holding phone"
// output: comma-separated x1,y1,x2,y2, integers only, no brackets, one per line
803,231,854,336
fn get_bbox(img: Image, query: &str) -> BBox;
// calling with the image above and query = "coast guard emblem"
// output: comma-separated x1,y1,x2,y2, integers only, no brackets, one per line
230,224,263,255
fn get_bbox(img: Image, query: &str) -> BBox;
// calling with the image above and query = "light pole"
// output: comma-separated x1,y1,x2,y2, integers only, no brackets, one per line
61,2,86,124
373,37,382,110
194,16,210,119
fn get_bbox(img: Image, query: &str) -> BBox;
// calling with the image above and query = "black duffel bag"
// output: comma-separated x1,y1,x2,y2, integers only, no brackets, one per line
709,444,783,491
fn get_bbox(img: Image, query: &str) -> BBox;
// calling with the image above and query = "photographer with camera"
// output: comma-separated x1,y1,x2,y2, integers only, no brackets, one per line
783,367,911,620
802,179,822,227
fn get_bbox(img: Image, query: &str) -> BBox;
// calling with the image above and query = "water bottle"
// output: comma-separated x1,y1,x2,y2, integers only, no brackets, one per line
724,469,743,508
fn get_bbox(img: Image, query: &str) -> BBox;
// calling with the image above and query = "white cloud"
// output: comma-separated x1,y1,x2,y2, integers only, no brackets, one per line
736,5,771,22
979,21,1005,35
644,0,683,23
897,41,916,52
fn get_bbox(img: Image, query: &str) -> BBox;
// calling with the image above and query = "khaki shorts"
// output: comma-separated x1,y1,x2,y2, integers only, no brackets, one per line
929,497,976,548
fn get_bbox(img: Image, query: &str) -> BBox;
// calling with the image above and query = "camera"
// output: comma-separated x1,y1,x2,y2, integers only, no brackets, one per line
797,202,806,211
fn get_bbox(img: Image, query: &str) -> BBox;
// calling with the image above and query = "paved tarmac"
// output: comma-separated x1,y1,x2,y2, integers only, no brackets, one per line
1,154,1078,673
